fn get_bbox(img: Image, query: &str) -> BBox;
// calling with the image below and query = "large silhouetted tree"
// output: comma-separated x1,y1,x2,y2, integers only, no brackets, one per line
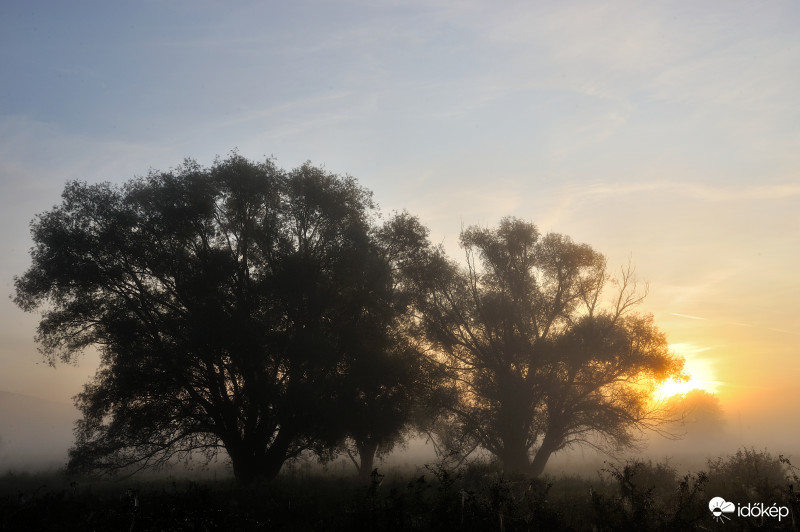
13,154,425,484
407,218,684,476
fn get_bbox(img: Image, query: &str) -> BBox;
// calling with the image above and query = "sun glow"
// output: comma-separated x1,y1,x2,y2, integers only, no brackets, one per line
654,343,720,401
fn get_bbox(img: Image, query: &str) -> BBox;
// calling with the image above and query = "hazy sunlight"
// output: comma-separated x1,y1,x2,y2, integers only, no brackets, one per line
654,343,720,401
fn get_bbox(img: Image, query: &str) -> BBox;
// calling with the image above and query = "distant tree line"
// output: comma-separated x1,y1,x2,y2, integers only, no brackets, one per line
14,154,683,484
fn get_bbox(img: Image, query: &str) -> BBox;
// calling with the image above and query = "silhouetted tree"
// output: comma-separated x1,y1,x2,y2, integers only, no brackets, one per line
407,218,684,476
665,389,726,442
337,213,447,480
13,154,425,484
337,336,419,479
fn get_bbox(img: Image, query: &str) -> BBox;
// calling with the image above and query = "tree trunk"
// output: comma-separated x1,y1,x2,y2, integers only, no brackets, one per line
356,440,379,482
227,428,293,485
529,434,558,477
498,431,559,477
498,438,533,476
230,452,260,485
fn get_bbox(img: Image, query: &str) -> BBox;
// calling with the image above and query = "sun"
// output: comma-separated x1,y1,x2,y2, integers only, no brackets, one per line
654,377,705,401
654,343,720,401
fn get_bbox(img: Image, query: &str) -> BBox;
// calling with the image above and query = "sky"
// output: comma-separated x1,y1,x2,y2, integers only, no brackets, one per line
1,1,799,455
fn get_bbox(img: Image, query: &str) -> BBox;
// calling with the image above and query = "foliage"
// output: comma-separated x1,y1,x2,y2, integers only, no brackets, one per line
406,217,684,475
338,213,438,480
13,154,427,484
780,454,800,527
591,459,708,530
2,448,799,530
706,447,788,502
14,154,684,484
663,389,726,442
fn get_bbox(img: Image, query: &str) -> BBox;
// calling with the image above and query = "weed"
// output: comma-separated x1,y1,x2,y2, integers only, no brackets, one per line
2,449,799,530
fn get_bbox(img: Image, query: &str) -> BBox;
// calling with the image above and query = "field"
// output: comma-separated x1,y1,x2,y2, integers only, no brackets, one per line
1,448,798,531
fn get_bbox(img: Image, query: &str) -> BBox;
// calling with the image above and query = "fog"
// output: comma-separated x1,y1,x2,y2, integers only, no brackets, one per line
0,391,77,472
3,387,797,481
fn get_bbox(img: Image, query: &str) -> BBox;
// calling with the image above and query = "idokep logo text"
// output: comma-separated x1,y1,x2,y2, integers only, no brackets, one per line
709,497,790,524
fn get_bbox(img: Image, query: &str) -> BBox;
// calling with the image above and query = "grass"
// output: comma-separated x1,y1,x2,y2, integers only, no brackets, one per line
1,448,798,530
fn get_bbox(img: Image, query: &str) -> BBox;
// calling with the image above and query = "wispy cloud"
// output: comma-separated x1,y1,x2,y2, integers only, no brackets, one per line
567,181,800,202
671,313,706,321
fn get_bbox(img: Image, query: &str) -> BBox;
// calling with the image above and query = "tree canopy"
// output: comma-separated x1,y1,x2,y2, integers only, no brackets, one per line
14,154,426,484
405,217,684,475
14,156,684,482
664,389,726,444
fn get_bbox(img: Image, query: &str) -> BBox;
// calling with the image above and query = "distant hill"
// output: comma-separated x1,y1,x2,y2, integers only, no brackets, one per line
0,390,79,471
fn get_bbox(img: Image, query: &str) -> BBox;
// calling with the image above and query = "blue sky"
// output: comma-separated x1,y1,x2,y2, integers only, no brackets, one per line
1,1,799,445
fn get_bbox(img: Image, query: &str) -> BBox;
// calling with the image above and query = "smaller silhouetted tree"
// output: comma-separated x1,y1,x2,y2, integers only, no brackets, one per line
337,213,447,480
665,389,726,443
338,337,421,479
